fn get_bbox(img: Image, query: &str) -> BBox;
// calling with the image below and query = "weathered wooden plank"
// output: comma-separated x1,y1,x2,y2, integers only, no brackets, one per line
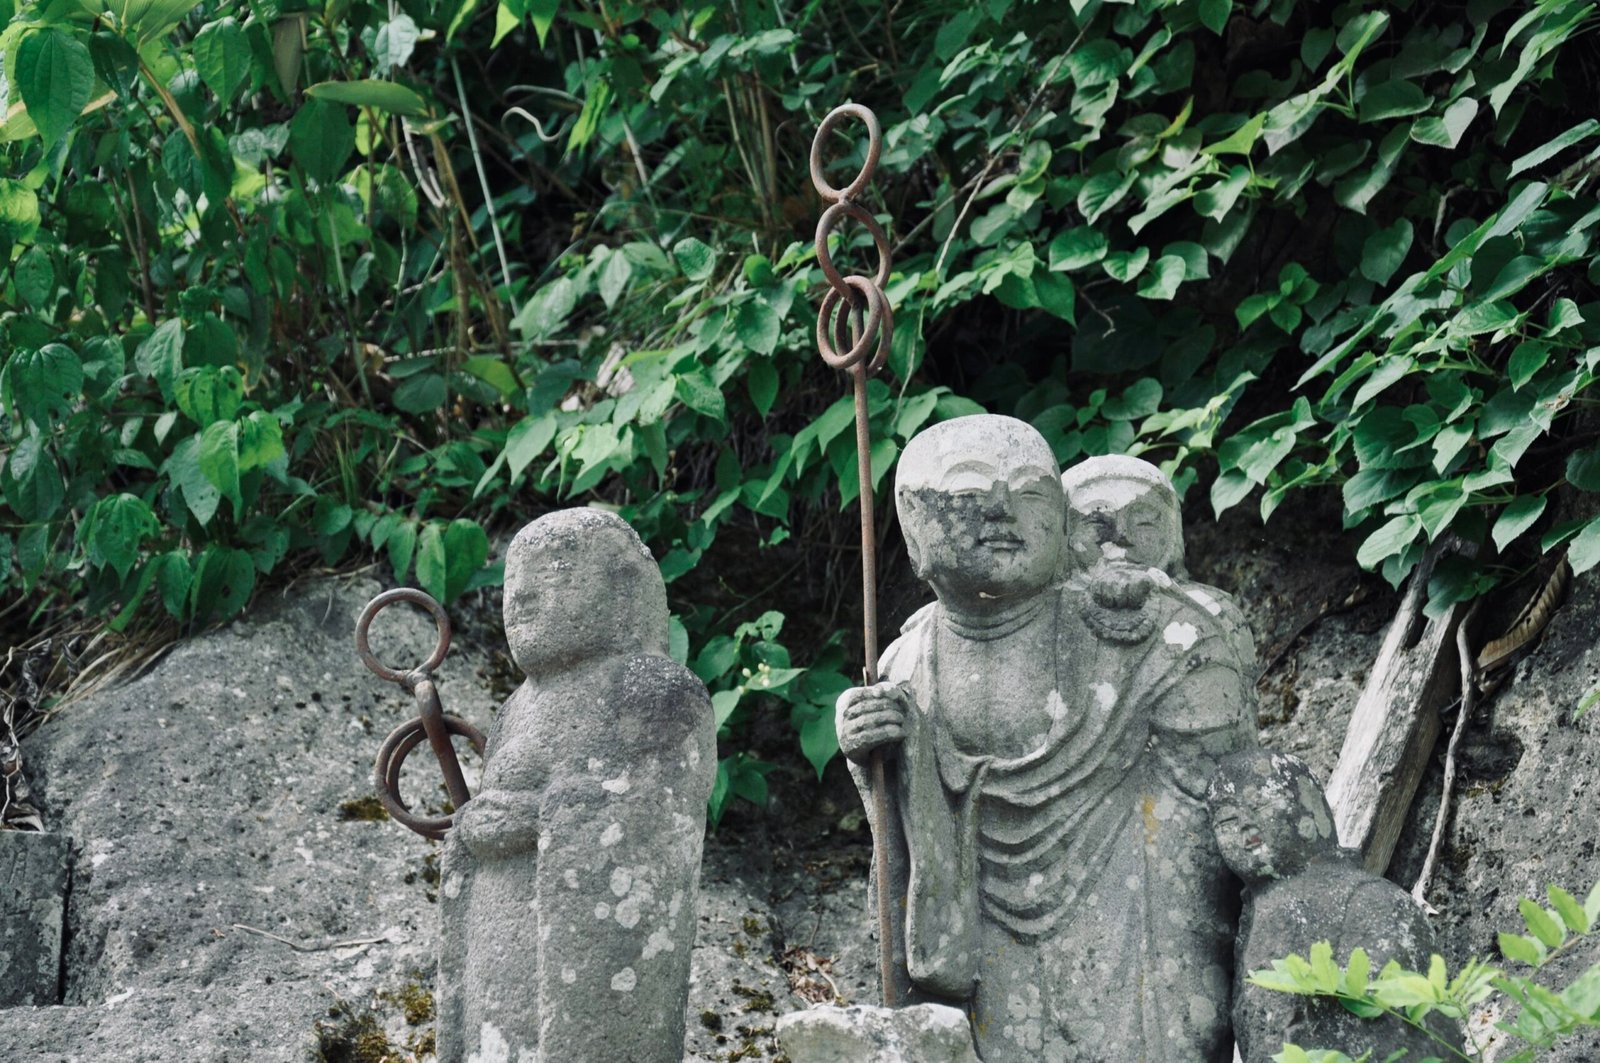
0,829,70,1006
1326,543,1470,874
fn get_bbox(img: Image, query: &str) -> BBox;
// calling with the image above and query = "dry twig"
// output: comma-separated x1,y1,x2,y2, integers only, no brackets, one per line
1412,600,1481,911
230,923,397,953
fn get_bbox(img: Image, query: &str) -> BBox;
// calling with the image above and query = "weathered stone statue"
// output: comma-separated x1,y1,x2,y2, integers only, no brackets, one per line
1061,454,1255,675
436,509,715,1063
837,415,1258,1062
1209,749,1463,1063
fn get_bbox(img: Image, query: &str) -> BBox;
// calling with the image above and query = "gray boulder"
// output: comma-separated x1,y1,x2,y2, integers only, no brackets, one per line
0,576,491,1061
0,573,875,1063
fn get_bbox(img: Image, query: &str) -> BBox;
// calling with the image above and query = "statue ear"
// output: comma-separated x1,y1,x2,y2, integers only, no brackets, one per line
898,492,928,578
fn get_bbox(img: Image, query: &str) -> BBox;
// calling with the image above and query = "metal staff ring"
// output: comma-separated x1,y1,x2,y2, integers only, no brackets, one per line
809,103,882,204
815,200,892,297
355,588,452,683
817,276,892,374
373,715,487,840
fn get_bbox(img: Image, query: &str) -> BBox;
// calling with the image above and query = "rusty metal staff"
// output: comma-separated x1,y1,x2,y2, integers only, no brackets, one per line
356,588,486,840
810,103,897,1005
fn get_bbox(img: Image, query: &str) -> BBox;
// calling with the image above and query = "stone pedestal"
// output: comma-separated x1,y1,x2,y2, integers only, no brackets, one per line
0,829,70,1006
776,1004,979,1063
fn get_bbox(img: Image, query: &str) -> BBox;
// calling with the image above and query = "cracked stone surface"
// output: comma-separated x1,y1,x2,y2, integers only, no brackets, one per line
0,575,489,1061
0,573,876,1063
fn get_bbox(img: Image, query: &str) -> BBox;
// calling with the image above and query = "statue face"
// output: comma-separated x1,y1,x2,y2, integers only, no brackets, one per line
503,544,583,670
1209,794,1280,884
1065,477,1181,574
503,511,668,675
1208,750,1339,886
900,456,1064,604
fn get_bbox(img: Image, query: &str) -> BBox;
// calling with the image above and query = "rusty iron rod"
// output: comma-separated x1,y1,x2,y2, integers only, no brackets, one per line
414,676,473,810
811,102,897,1007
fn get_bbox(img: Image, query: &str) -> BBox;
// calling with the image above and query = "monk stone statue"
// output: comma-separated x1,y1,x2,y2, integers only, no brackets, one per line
436,509,715,1062
837,415,1258,1061
1209,749,1463,1063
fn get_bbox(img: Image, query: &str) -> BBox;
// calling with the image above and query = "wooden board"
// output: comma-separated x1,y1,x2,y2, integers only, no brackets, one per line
1326,542,1471,874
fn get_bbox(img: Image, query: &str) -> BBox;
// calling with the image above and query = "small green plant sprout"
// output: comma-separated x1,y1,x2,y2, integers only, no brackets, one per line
1273,1049,1412,1063
1255,880,1600,1062
1488,881,1600,1058
1251,940,1491,1062
689,609,852,824
1575,684,1600,721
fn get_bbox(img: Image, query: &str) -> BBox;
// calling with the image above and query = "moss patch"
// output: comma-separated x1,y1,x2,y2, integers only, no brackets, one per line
336,795,390,822
731,982,776,1013
314,1006,396,1063
378,978,436,1027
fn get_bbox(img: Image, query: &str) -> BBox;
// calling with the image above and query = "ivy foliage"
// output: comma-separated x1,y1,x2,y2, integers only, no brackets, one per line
0,0,1596,811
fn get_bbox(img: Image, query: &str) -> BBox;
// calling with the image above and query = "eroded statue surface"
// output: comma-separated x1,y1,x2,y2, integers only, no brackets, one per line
837,416,1259,1062
1210,750,1463,1063
436,509,715,1062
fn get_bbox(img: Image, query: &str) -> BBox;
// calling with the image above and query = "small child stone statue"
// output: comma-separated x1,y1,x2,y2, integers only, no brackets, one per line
1208,750,1464,1063
1061,454,1255,675
436,509,715,1062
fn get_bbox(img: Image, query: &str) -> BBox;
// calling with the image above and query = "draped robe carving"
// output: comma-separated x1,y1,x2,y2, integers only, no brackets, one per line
853,578,1256,1062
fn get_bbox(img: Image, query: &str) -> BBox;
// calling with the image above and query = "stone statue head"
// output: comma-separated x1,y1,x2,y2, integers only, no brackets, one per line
1060,455,1185,577
894,415,1065,611
503,509,669,677
1207,750,1338,886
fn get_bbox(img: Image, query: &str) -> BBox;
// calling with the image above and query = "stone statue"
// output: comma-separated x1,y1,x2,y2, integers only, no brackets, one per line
1209,749,1463,1063
1061,454,1255,675
436,509,715,1063
836,415,1258,1062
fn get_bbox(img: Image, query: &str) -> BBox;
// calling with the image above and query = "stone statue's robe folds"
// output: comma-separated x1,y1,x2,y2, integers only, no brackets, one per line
436,656,714,1063
855,582,1256,1063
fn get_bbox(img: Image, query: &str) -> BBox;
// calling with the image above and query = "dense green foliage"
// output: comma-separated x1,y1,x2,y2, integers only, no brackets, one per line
1,0,1597,815
1254,879,1600,1061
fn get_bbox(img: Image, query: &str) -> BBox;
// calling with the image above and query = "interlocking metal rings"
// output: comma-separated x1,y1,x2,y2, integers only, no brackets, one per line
356,588,483,840
808,102,882,204
817,275,892,374
373,681,485,840
809,100,898,1008
815,200,892,294
355,588,451,681
810,103,893,375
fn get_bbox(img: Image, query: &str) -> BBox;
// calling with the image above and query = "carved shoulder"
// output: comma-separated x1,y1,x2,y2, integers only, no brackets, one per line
899,600,937,635
1143,591,1255,744
1338,874,1439,967
609,653,714,750
878,608,933,683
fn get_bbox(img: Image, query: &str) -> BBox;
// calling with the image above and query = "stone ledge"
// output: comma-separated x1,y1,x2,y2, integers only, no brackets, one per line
777,1003,978,1063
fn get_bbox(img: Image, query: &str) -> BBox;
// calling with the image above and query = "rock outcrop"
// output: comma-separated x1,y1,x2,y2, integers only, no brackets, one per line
3,508,1596,1062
